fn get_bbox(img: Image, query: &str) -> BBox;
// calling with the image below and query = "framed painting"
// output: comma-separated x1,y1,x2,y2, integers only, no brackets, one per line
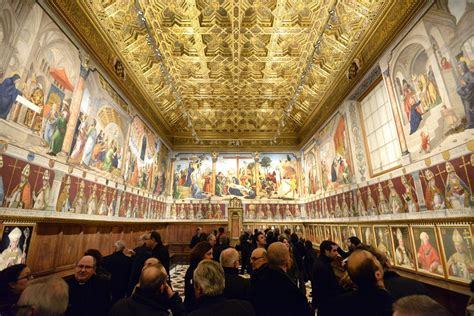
0,224,35,270
438,224,474,284
374,226,394,266
411,225,444,278
322,225,331,241
360,225,375,247
390,225,416,271
330,225,342,246
340,225,350,251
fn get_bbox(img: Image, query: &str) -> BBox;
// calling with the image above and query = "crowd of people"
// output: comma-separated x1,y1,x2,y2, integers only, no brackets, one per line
0,226,471,316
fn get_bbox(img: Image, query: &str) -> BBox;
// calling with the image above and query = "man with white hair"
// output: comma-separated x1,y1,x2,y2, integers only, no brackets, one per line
417,231,442,274
16,276,69,316
190,260,255,316
103,240,133,303
220,248,251,300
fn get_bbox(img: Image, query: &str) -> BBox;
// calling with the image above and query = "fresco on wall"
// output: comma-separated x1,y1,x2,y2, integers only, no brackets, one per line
173,153,298,201
389,0,474,160
124,116,167,195
0,3,168,198
0,155,54,210
0,4,81,155
316,113,353,193
67,72,129,178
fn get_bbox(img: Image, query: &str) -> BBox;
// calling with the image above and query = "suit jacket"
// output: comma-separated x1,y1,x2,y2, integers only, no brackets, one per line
252,266,312,316
332,287,393,316
103,251,132,303
311,254,344,314
223,267,251,300
65,275,111,316
189,295,255,316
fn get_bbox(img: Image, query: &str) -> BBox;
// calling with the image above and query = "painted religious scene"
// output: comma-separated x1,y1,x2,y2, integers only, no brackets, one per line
173,153,299,201
439,225,474,283
124,116,168,195
304,113,353,195
388,0,474,160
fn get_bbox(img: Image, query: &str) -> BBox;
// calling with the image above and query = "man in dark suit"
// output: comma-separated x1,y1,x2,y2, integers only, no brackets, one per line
220,248,251,301
252,242,312,316
103,240,132,303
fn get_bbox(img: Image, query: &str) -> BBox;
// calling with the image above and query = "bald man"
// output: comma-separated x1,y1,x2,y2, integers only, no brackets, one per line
111,263,185,316
332,250,393,316
220,248,251,300
252,242,312,316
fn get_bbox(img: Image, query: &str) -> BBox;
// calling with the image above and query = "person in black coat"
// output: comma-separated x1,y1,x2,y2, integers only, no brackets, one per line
110,263,185,316
128,234,151,296
190,227,202,249
303,240,317,282
220,248,251,301
190,260,255,316
184,241,214,312
103,240,133,303
337,236,361,259
147,231,170,274
65,255,111,316
213,235,230,262
311,240,344,315
235,232,252,275
252,242,312,316
332,250,393,316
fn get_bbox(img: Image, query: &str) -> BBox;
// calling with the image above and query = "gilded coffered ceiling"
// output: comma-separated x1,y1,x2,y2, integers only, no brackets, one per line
46,0,426,150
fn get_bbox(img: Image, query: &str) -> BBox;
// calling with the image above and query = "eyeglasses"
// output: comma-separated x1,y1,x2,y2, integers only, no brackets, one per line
16,274,34,281
76,265,95,270
250,256,264,262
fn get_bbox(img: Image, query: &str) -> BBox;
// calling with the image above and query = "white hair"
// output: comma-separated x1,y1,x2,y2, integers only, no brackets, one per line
17,276,69,316
115,240,126,252
220,248,239,268
193,260,225,296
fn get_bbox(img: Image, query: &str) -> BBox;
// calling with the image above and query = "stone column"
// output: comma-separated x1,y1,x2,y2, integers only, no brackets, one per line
382,68,409,155
61,57,91,154
211,152,217,195
47,170,64,211
253,152,260,196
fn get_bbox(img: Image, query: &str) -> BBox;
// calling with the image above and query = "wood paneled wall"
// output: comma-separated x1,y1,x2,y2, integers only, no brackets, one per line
2,221,226,277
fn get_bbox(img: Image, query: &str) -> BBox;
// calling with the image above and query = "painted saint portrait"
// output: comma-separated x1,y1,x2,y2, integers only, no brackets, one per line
439,225,474,283
0,225,34,270
374,226,394,265
391,226,416,270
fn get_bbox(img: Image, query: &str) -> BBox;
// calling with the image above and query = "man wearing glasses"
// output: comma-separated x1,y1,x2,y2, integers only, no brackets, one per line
65,255,111,316
249,248,268,288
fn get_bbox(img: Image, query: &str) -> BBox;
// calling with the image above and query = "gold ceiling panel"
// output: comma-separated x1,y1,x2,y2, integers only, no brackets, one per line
46,0,425,150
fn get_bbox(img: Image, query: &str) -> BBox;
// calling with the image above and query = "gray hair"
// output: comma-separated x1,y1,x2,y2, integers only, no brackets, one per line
193,259,225,296
220,248,239,268
393,295,451,316
115,240,126,252
17,276,69,316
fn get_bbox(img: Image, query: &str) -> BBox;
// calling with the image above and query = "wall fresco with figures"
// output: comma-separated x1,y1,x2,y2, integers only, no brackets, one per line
173,153,299,201
387,0,474,160
0,1,170,215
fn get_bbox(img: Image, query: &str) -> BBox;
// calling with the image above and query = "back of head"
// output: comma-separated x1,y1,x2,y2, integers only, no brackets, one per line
220,236,229,246
114,240,126,252
218,227,225,234
139,263,167,294
348,236,361,247
190,241,213,266
193,259,225,297
0,264,27,295
16,276,68,316
290,233,299,243
84,249,103,266
220,248,239,268
150,231,162,245
267,242,289,269
304,240,313,249
393,295,452,316
346,250,380,289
